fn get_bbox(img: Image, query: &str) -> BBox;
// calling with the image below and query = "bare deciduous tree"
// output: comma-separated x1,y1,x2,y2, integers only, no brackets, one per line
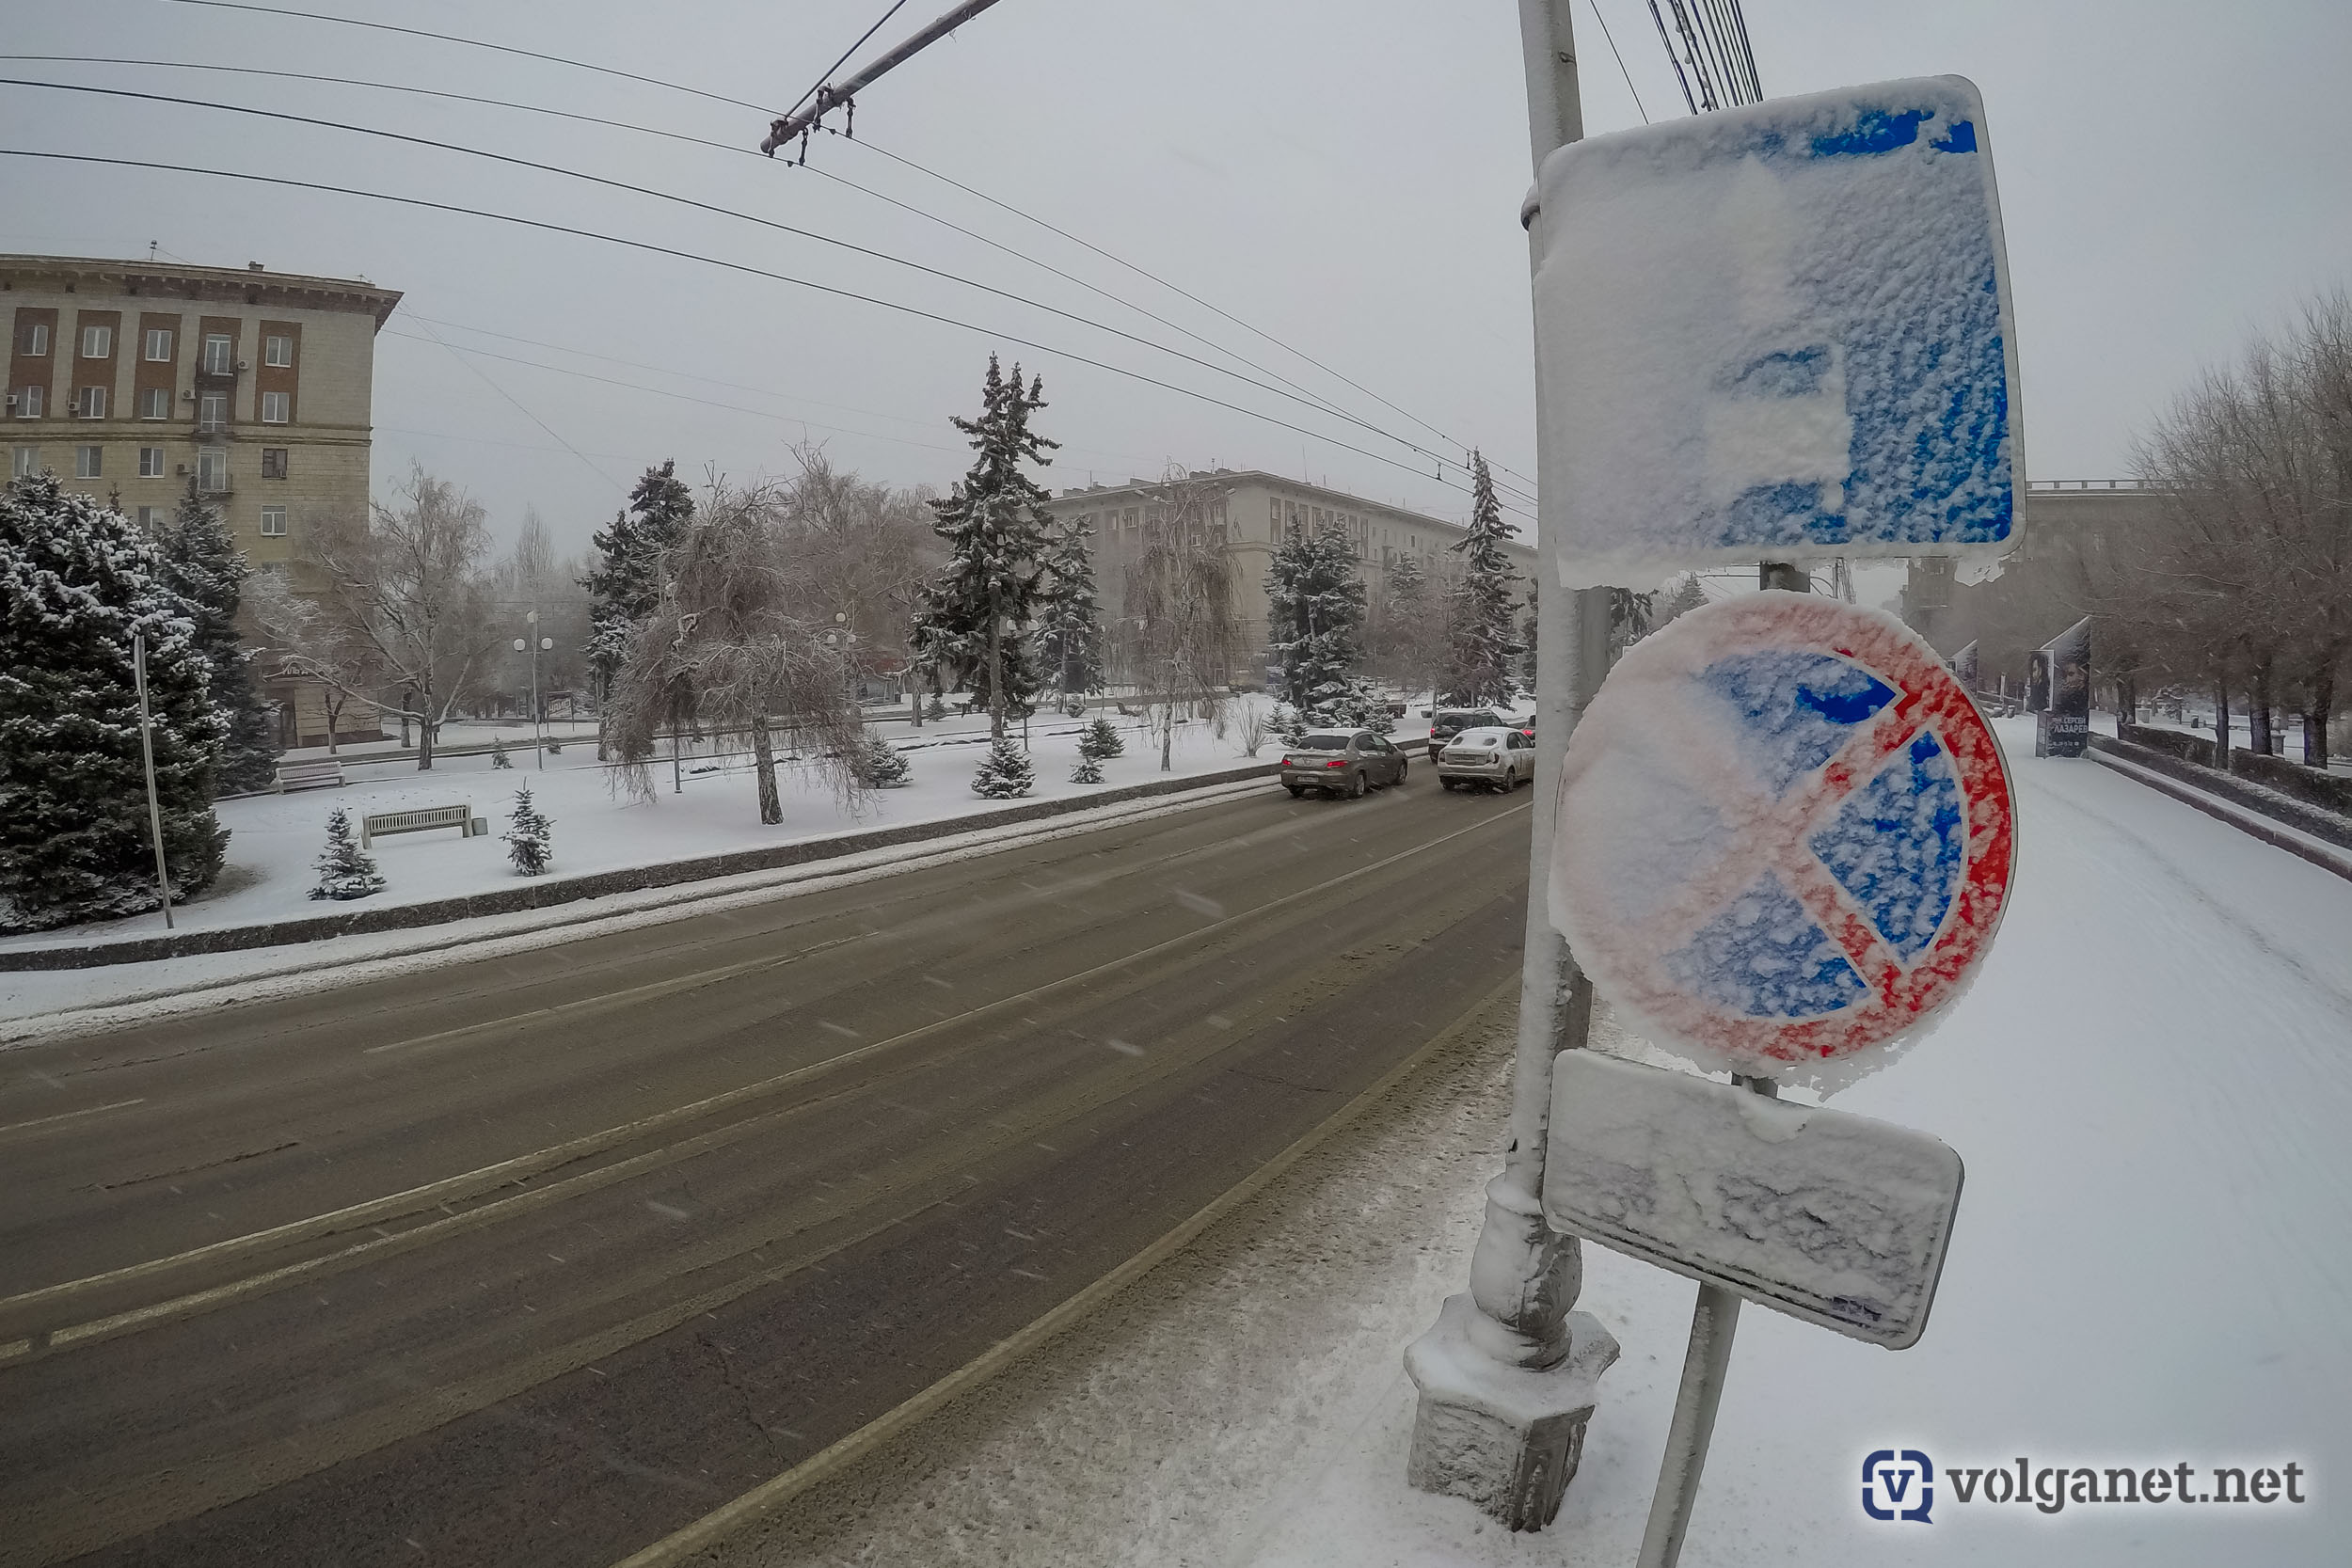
269,467,499,768
1123,467,1243,770
604,481,866,823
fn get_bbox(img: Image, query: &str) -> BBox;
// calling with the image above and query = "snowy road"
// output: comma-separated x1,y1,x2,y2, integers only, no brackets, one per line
706,718,2352,1568
0,773,1535,1568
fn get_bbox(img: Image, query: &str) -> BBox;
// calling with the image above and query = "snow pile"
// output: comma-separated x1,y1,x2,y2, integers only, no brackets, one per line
1534,76,2019,586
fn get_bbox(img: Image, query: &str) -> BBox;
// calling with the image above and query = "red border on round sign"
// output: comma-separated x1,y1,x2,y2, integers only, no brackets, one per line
1550,594,2015,1074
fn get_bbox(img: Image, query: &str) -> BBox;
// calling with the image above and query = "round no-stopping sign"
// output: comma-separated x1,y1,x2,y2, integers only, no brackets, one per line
1549,593,2015,1078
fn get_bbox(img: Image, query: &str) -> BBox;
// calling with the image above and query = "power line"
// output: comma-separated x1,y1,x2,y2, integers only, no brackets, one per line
0,148,1526,518
161,0,778,114
379,326,974,456
76,14,1543,501
2,54,1491,497
842,133,1547,499
2,74,1528,507
779,0,910,124
1587,1,1651,125
410,319,623,490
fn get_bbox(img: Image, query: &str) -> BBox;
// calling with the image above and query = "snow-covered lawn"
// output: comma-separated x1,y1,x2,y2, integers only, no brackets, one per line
737,714,2352,1567
0,704,1320,951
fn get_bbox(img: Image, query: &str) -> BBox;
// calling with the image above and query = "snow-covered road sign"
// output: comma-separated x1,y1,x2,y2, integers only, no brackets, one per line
1549,594,2015,1081
1533,77,2022,587
1543,1051,1963,1348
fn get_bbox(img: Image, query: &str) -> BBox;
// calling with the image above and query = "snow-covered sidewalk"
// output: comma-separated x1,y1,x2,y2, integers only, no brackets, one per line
709,715,2352,1568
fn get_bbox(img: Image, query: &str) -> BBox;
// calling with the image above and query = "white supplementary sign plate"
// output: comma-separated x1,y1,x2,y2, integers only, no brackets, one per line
1533,75,2023,587
1543,1051,1963,1349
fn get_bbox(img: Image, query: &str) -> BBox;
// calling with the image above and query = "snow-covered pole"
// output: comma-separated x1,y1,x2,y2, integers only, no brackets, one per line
131,628,175,930
1399,0,1619,1530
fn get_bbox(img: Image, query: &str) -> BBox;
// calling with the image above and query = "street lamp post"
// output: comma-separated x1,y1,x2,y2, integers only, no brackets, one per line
512,609,554,768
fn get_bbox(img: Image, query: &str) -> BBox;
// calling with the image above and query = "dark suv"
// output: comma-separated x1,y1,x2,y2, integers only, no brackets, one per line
1426,708,1505,759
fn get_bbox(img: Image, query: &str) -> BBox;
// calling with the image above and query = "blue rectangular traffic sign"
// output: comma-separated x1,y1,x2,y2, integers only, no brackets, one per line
1533,77,2023,587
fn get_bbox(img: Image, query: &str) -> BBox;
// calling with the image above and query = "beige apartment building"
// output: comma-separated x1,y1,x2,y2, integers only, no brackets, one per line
5,254,401,743
1045,468,1538,682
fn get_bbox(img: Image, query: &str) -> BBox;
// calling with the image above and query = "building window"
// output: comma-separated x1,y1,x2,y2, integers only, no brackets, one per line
259,505,287,537
15,386,40,420
197,446,228,493
20,324,48,356
261,390,289,423
262,446,288,479
263,334,293,368
202,334,233,374
80,325,113,359
145,327,174,362
139,387,170,420
136,505,164,530
10,447,39,478
198,391,227,433
74,387,107,420
76,445,103,479
138,446,165,478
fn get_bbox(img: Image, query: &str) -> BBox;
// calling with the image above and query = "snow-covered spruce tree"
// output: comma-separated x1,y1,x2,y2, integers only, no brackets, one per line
912,356,1056,739
1438,451,1525,707
1079,715,1124,760
971,735,1034,798
1070,753,1104,784
854,731,911,787
582,461,694,748
156,481,278,792
1265,517,1378,725
502,784,553,875
1034,509,1104,714
0,474,229,930
310,806,384,901
491,737,513,768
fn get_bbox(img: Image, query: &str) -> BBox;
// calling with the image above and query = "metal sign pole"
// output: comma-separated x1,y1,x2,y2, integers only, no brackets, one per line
1634,1075,1774,1567
131,628,175,930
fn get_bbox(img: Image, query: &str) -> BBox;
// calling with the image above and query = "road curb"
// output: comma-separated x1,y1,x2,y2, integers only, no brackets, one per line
2088,747,2352,883
606,970,1525,1568
1,763,1282,972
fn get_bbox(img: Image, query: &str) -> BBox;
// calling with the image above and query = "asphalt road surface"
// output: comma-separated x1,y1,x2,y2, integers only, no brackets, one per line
0,775,1534,1567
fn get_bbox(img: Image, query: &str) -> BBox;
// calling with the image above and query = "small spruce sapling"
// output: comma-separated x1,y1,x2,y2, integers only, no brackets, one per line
925,690,948,721
503,784,553,875
1070,754,1104,784
491,737,514,768
856,732,912,787
1079,716,1125,761
309,807,386,901
971,736,1034,799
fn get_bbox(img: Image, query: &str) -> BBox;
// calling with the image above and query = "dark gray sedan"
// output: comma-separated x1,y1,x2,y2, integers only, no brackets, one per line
1280,730,1409,799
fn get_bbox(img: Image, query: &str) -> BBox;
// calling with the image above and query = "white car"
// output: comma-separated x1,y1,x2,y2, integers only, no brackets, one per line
1436,726,1535,792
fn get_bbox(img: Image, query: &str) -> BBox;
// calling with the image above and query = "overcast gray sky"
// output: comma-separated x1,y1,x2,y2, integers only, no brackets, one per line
5,0,2346,562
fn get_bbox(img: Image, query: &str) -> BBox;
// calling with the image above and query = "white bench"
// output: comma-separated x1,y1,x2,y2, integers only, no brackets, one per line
275,759,344,793
360,803,484,848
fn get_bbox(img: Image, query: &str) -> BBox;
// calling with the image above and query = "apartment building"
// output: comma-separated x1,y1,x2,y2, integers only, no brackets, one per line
5,254,402,743
1044,468,1538,679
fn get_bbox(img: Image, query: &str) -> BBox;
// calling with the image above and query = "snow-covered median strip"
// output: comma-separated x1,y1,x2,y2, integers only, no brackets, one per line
0,775,1273,1040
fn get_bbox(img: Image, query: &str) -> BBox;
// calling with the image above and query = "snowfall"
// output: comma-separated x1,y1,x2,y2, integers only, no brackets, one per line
706,712,2350,1568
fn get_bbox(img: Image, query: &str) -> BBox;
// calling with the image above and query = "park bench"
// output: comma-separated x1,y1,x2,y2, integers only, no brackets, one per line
360,803,485,848
275,759,344,793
